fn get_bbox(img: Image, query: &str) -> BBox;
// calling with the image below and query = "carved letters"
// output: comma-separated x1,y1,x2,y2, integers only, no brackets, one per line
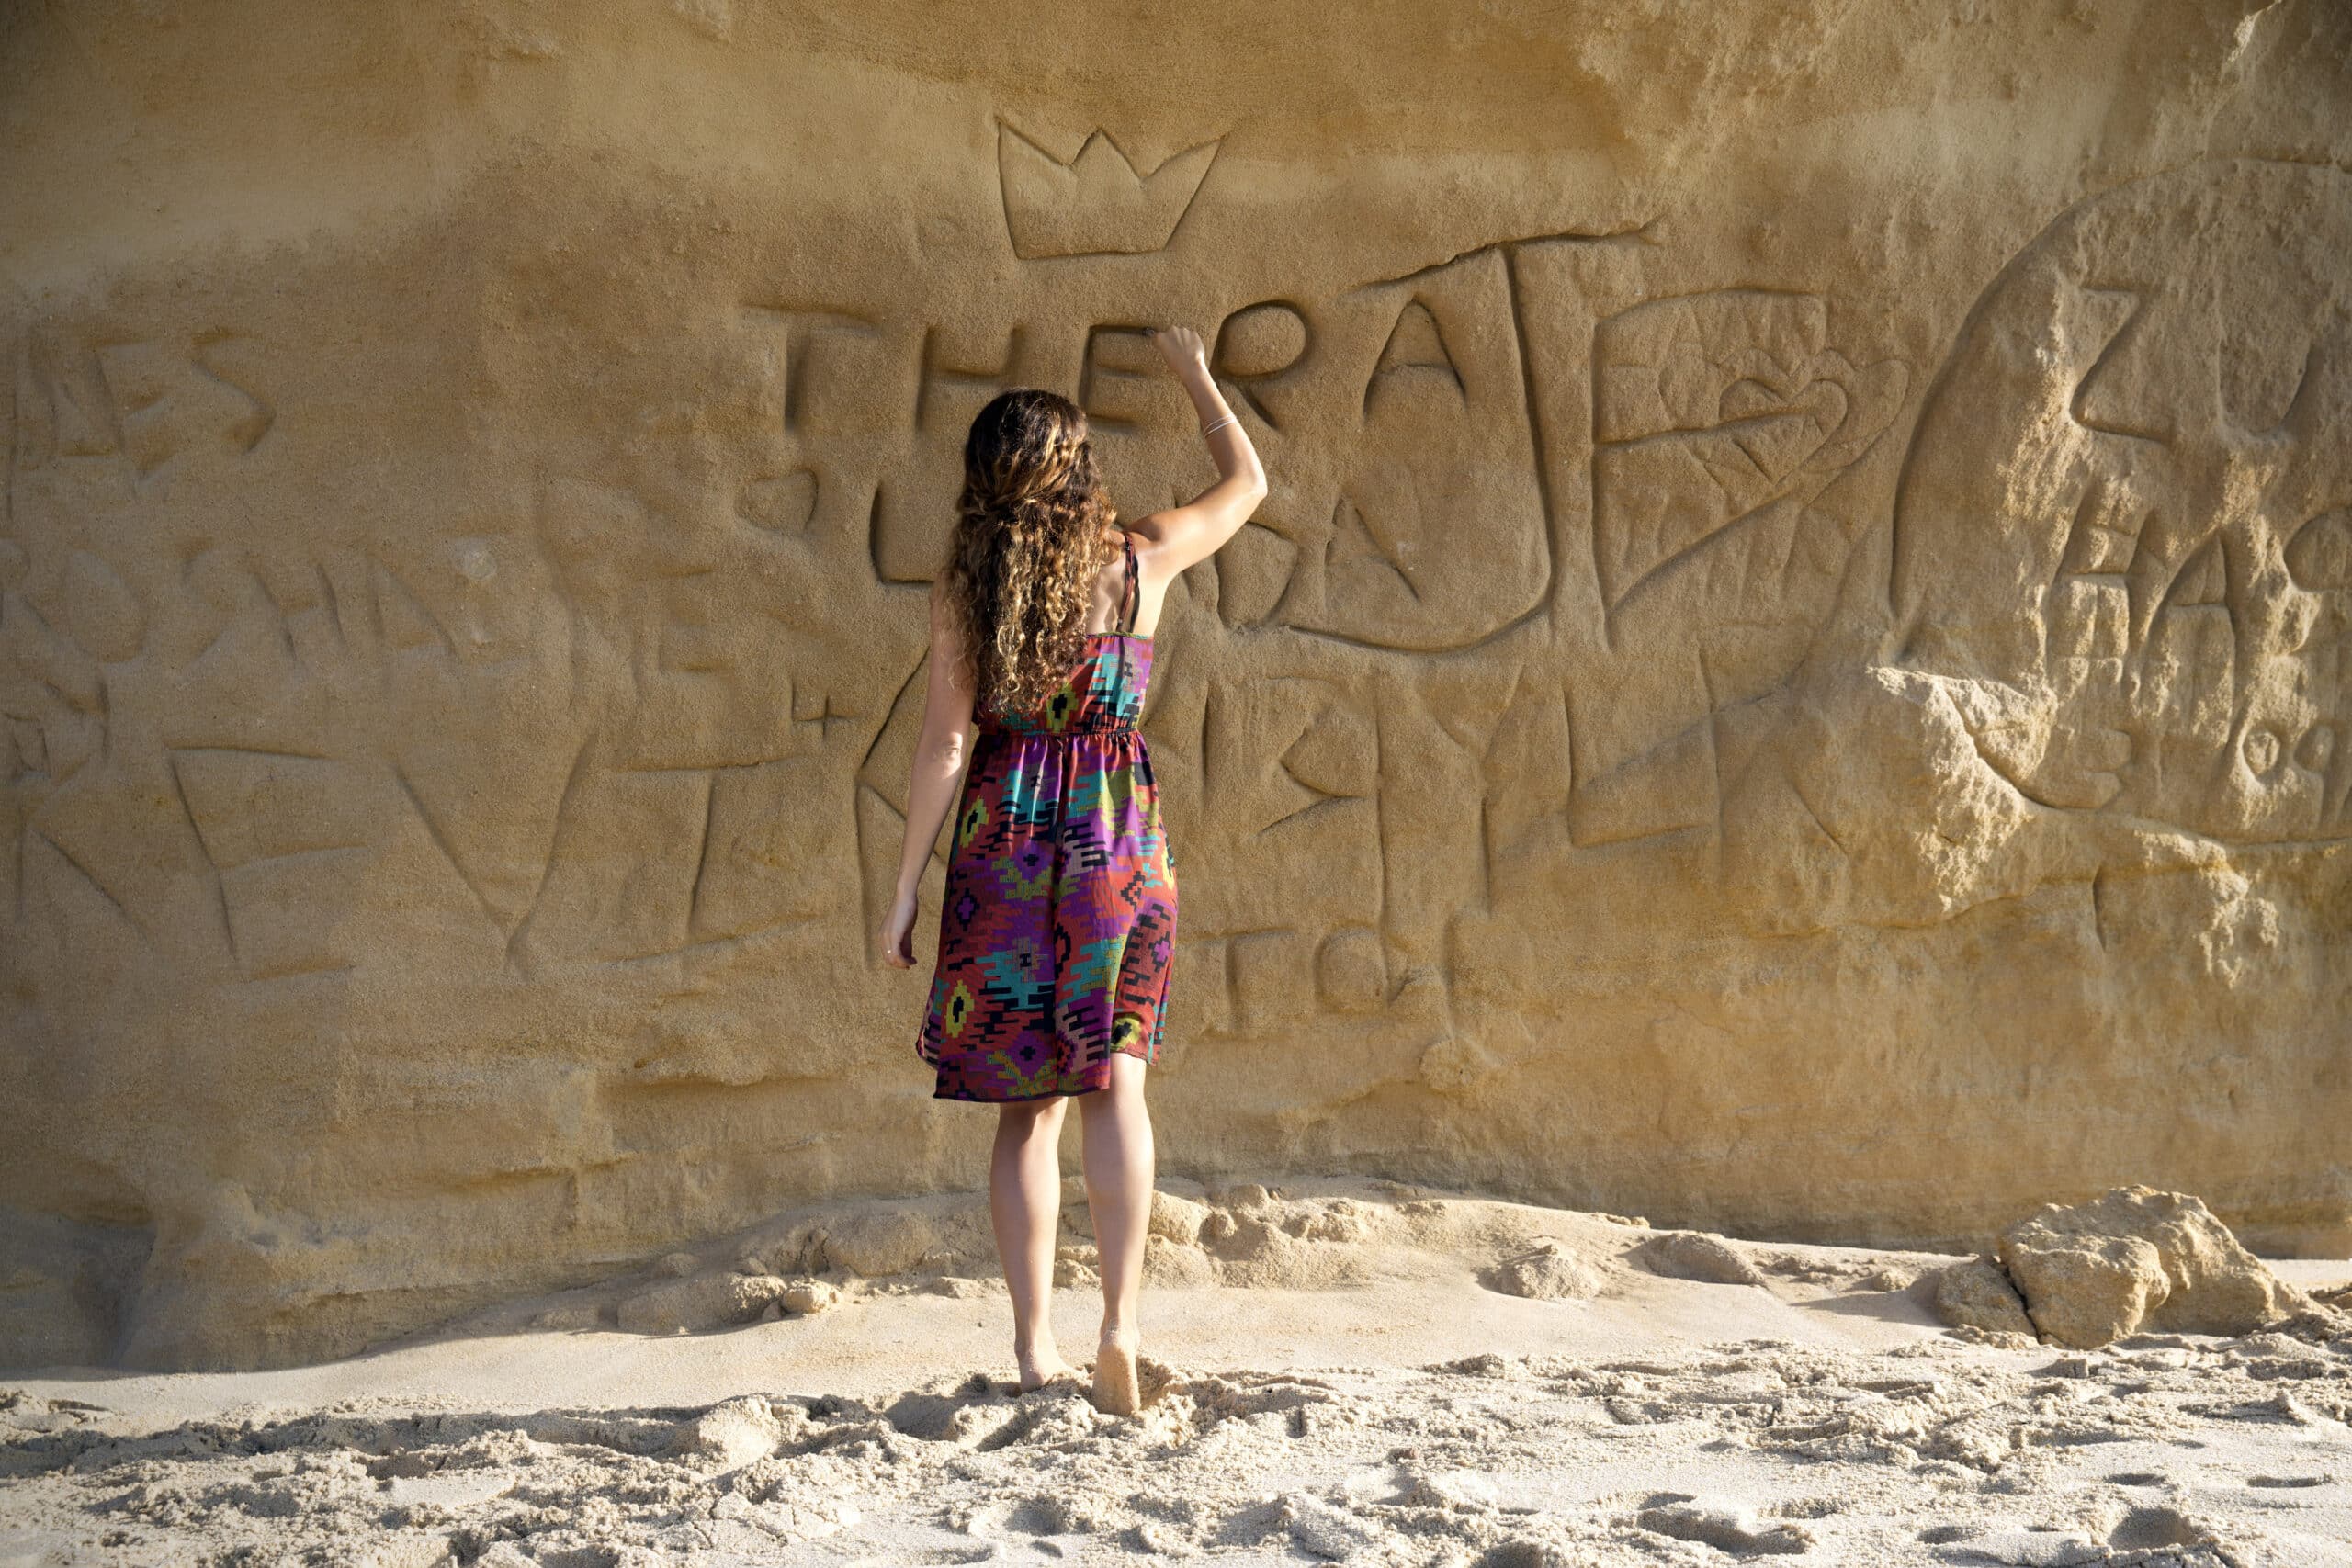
1894,159,2352,841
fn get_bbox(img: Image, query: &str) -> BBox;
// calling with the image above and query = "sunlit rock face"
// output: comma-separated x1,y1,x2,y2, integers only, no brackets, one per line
1,0,2346,1370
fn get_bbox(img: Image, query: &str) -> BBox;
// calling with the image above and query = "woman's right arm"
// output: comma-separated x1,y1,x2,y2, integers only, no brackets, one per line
1136,325,1269,574
876,581,978,968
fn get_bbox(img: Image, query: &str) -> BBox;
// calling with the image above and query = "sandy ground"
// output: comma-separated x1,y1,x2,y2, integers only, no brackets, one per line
4,1179,2349,1566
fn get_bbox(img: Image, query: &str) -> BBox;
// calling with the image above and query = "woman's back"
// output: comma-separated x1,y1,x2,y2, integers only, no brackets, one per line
979,531,1152,737
1076,525,1162,640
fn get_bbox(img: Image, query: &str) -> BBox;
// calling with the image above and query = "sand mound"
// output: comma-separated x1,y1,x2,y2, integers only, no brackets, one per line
479,1179,1669,1339
331,1180,2343,1370
1483,1241,1606,1302
1635,1230,1773,1288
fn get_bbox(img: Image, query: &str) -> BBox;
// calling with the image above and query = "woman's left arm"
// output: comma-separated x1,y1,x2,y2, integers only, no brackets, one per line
878,582,978,967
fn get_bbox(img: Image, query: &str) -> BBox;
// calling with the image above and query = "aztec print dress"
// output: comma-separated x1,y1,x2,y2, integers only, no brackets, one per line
917,534,1178,1100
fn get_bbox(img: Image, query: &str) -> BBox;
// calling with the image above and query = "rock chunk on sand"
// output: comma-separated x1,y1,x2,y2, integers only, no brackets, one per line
815,1208,935,1276
618,1271,790,1335
1928,1188,2303,1348
1931,1256,2035,1337
1996,1188,2298,1348
1148,1190,1210,1246
783,1278,841,1315
619,1270,839,1334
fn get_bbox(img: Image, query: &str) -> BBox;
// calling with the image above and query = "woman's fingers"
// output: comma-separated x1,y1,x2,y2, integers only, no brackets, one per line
1149,324,1205,368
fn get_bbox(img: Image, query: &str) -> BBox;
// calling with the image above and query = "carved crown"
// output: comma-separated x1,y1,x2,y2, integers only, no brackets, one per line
996,119,1221,259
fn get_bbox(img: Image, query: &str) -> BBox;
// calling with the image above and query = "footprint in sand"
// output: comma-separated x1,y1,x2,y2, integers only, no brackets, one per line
2106,1506,2211,1550
1636,1497,1813,1555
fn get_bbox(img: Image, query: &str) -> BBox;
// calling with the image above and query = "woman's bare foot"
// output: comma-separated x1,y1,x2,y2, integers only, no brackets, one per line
1091,1325,1141,1416
1015,1342,1079,1393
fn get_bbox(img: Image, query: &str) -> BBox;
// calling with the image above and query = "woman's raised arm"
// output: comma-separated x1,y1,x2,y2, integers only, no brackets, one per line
1132,325,1269,577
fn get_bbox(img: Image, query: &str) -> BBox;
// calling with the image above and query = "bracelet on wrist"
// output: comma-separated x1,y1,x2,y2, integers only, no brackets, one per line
1200,414,1238,437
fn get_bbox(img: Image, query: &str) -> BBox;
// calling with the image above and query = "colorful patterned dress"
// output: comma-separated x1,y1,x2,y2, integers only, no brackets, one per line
917,535,1178,1100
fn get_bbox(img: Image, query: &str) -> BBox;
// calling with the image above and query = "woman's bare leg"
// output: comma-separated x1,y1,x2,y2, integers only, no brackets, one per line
990,1096,1075,1390
1077,1052,1153,1414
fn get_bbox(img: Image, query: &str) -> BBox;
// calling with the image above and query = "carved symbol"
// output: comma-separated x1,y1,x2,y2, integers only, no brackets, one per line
916,324,1029,432
853,656,934,962
1592,289,1907,619
1315,926,1389,1013
866,479,933,586
1214,522,1298,629
1193,232,1672,655
1201,675,1376,841
62,549,144,663
792,689,855,740
1078,324,1161,429
995,118,1220,259
170,747,373,978
2286,507,2352,593
2068,287,2168,446
1212,301,1309,434
1274,248,1552,652
738,468,818,535
13,330,272,484
20,333,121,458
1363,298,1464,416
739,306,882,434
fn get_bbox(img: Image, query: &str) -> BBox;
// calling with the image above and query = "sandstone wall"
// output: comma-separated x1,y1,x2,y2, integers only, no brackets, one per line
3,0,2347,1370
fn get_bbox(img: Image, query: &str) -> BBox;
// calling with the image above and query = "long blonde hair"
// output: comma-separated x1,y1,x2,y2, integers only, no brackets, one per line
939,389,1119,717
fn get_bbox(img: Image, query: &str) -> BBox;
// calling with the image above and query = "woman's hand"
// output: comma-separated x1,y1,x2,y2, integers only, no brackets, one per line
1148,324,1208,374
877,889,919,968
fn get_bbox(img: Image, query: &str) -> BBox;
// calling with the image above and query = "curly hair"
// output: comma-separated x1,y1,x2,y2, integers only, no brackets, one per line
939,389,1120,719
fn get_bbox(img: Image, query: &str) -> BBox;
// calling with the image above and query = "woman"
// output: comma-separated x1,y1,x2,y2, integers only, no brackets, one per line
877,324,1266,1415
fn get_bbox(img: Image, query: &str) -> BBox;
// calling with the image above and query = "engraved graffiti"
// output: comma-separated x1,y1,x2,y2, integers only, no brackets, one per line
1893,157,2352,841
13,330,272,484
1593,289,1906,621
995,119,1221,259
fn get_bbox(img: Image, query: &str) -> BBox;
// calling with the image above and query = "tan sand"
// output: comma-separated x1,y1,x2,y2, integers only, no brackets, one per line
7,0,2352,1378
4,1180,2348,1565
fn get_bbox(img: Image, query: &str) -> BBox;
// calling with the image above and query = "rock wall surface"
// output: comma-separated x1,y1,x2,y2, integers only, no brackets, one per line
1,0,2347,1370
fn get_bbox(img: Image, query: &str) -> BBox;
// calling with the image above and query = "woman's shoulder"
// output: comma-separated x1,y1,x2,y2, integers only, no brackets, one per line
1110,515,1173,563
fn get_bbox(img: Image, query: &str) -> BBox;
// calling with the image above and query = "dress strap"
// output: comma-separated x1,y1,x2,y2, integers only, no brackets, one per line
1119,532,1138,636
